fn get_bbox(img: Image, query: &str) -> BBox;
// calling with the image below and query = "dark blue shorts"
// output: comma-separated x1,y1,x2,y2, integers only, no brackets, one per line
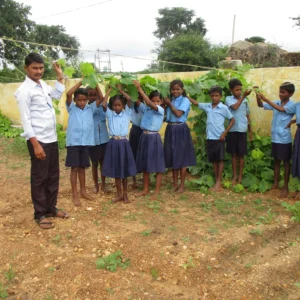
66,146,90,168
89,143,107,162
271,142,292,161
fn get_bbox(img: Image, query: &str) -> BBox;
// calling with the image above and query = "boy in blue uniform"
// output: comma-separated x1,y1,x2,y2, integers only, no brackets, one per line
226,78,252,184
188,86,235,192
256,82,295,198
66,81,103,206
86,86,110,193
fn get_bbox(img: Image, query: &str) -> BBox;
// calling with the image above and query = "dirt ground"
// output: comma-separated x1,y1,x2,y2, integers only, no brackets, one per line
0,138,300,300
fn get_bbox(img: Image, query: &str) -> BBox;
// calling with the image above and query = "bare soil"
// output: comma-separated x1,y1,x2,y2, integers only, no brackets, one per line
0,139,299,300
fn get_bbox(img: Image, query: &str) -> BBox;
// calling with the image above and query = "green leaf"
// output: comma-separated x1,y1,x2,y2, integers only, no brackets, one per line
80,62,95,77
156,82,170,98
82,73,99,88
56,58,66,67
248,184,259,192
242,173,258,188
140,75,157,86
125,85,139,101
251,148,264,160
258,180,271,193
233,184,244,193
63,66,75,78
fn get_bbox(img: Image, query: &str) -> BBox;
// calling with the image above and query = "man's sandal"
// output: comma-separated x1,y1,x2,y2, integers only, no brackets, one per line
35,216,55,229
47,208,69,219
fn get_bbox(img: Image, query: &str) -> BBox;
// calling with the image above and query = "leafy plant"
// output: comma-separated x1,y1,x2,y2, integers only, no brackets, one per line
0,283,8,299
96,250,130,272
282,202,300,222
233,184,244,193
181,256,195,270
4,265,15,281
141,230,152,236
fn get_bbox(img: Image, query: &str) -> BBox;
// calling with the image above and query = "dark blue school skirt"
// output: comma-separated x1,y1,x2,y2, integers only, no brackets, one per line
102,138,137,179
136,132,165,173
164,123,196,169
292,126,300,178
129,124,143,161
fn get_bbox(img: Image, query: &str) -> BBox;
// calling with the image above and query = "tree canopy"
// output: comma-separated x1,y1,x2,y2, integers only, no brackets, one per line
153,7,207,40
0,0,80,69
291,15,300,28
245,36,266,43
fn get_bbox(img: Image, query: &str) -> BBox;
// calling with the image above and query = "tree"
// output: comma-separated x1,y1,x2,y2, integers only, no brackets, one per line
157,34,226,72
153,7,207,40
0,0,34,66
291,15,300,27
245,36,266,43
0,0,80,70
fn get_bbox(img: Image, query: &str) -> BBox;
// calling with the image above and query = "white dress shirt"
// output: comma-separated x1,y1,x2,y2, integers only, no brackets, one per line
15,76,65,143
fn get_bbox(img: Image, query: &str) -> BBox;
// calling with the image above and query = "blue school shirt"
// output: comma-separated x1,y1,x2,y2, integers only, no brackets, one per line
66,101,98,146
130,103,144,126
106,105,131,136
225,95,250,132
263,100,294,144
198,102,233,140
284,102,299,124
166,96,190,123
140,105,164,131
93,105,109,145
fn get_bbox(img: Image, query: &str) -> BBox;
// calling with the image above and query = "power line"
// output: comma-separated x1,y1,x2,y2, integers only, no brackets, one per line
33,0,112,20
1,37,214,70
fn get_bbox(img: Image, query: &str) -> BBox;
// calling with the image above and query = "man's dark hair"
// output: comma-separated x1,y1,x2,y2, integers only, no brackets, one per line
209,86,223,96
25,53,44,66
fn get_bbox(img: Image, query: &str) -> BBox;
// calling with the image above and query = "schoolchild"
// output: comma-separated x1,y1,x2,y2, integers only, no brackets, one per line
66,81,102,206
102,88,137,204
225,78,252,184
188,86,235,192
133,80,165,199
163,80,196,194
256,82,295,198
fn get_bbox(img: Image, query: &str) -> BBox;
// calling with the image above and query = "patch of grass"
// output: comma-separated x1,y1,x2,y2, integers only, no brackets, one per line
96,250,130,272
124,213,137,221
207,265,212,270
66,233,72,239
245,261,256,268
93,220,100,226
182,237,190,243
181,256,195,270
146,201,160,213
282,201,300,222
178,194,188,201
294,282,300,288
150,268,159,280
4,265,15,281
170,209,179,214
52,234,61,245
0,283,8,299
198,202,212,212
141,230,152,237
48,267,56,273
106,288,115,295
249,229,262,236
207,226,219,235
168,226,177,232
256,209,275,225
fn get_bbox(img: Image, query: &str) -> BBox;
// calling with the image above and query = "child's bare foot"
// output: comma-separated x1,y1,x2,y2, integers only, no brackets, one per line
123,196,130,204
112,196,123,203
135,190,150,197
173,185,179,192
101,185,110,193
210,182,222,192
150,192,160,200
279,188,289,198
80,192,94,201
176,187,185,194
293,192,300,199
270,184,279,190
72,196,82,207
93,184,99,194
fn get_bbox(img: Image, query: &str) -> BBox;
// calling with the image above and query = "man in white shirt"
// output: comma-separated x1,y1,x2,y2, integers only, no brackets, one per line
15,52,69,229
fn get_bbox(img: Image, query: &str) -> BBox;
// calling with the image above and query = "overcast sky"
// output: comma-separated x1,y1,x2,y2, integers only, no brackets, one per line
18,0,300,72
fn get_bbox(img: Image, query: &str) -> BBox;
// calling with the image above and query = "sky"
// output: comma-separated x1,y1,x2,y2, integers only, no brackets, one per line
16,0,300,72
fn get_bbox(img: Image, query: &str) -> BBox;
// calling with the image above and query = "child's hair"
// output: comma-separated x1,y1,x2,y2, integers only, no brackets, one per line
170,79,187,97
209,86,223,96
149,90,162,100
74,88,88,99
134,93,144,114
280,82,295,94
85,86,95,92
228,78,242,89
25,52,44,66
108,95,126,110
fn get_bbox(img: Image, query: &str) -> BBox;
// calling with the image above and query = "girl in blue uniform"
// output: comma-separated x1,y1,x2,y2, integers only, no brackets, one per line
102,87,137,204
133,80,165,199
164,80,196,194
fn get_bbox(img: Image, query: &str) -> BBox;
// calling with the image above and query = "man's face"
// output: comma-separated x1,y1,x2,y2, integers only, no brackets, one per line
25,62,44,82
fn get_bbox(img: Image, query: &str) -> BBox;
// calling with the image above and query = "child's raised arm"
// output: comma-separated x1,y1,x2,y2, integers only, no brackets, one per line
220,117,235,141
102,87,112,112
187,96,199,106
66,80,82,106
230,89,251,111
117,84,132,107
257,92,285,112
133,80,158,111
164,97,184,118
95,84,104,107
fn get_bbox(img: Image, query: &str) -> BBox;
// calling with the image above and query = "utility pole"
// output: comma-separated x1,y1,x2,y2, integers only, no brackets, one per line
232,14,236,44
